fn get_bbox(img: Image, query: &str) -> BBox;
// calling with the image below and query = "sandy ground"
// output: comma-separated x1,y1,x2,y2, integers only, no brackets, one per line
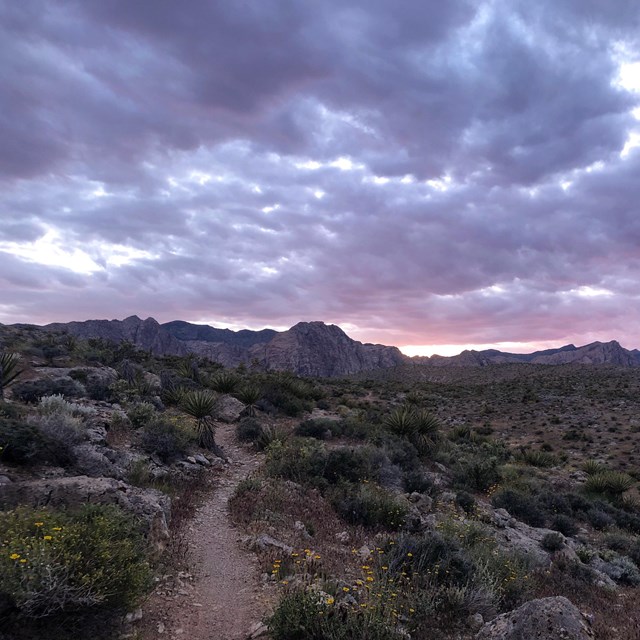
139,424,270,640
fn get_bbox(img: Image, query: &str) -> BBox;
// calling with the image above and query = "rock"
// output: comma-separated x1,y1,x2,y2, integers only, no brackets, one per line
294,520,311,537
0,476,171,552
193,453,210,466
475,596,594,640
358,545,372,560
248,621,269,638
72,443,120,478
335,531,350,544
186,456,197,464
157,621,165,634
254,534,293,554
468,613,484,632
408,491,422,503
124,607,143,624
415,495,433,514
0,476,12,486
217,395,245,423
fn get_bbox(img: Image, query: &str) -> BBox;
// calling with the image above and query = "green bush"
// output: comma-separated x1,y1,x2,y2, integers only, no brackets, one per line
295,419,334,440
126,402,157,429
585,472,634,499
0,419,76,467
0,504,151,618
541,532,564,552
140,418,192,463
330,483,408,530
491,489,545,527
549,514,579,537
235,417,265,443
268,589,398,640
453,456,502,492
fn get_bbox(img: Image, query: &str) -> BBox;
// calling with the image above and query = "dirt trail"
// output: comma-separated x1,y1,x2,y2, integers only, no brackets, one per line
141,424,269,640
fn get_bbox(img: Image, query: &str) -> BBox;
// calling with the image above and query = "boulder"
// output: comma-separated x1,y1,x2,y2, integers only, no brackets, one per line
0,475,170,552
475,596,594,640
217,395,245,422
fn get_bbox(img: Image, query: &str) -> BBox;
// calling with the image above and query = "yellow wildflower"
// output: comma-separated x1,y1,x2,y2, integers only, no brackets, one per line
10,553,20,560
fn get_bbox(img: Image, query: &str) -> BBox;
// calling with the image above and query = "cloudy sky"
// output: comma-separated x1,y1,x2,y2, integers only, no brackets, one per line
2,1,640,355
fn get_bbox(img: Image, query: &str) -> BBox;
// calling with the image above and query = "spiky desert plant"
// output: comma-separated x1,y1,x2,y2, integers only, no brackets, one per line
209,371,240,394
585,471,634,499
176,357,200,382
180,390,224,457
582,459,608,476
519,449,557,468
234,384,263,417
0,352,22,398
411,409,441,453
384,406,440,454
118,359,140,385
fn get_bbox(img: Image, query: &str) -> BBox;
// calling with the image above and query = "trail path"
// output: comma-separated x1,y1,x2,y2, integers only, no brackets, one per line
140,424,269,640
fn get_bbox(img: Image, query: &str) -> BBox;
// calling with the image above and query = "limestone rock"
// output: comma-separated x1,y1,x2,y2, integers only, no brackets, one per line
475,596,594,640
218,395,245,423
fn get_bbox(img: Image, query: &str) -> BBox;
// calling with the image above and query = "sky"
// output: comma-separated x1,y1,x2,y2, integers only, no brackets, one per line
2,1,640,357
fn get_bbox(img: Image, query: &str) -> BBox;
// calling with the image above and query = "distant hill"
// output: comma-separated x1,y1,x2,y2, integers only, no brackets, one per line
417,340,640,367
45,316,407,377
9,316,640,376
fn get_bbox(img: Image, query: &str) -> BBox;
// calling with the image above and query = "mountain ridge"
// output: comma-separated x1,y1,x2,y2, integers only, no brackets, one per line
7,316,640,375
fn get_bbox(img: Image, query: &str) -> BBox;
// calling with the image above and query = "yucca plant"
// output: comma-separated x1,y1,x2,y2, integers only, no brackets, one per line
209,371,240,394
234,384,263,417
180,390,224,457
582,459,608,476
585,471,634,499
176,357,200,382
519,449,557,468
384,406,440,454
0,352,22,398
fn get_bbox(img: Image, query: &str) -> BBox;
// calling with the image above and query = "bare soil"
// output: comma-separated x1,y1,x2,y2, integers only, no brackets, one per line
139,424,270,640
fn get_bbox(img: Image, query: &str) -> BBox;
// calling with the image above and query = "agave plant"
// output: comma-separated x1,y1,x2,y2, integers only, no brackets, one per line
582,459,608,476
209,371,241,394
384,406,440,454
234,384,263,417
0,352,22,398
585,471,634,498
180,390,225,458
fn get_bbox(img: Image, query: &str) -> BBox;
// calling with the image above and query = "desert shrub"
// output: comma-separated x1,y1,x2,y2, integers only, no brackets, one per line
265,440,379,487
268,589,398,640
0,401,24,420
541,532,565,552
376,433,421,472
261,387,311,417
254,424,287,452
597,553,640,586
12,378,85,404
0,419,76,467
235,417,265,443
0,504,151,618
37,394,95,420
549,514,579,537
330,483,408,530
139,418,191,463
403,469,434,494
85,377,113,402
587,507,615,530
387,533,475,587
455,491,477,514
453,455,503,492
295,419,334,440
126,402,157,429
492,488,545,527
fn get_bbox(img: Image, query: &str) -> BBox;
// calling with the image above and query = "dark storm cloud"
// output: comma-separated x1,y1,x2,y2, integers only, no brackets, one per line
2,0,640,349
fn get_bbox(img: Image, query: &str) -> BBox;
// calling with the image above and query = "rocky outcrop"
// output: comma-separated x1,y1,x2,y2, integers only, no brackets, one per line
475,596,594,639
47,316,186,356
0,476,171,551
40,318,407,377
248,322,406,377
